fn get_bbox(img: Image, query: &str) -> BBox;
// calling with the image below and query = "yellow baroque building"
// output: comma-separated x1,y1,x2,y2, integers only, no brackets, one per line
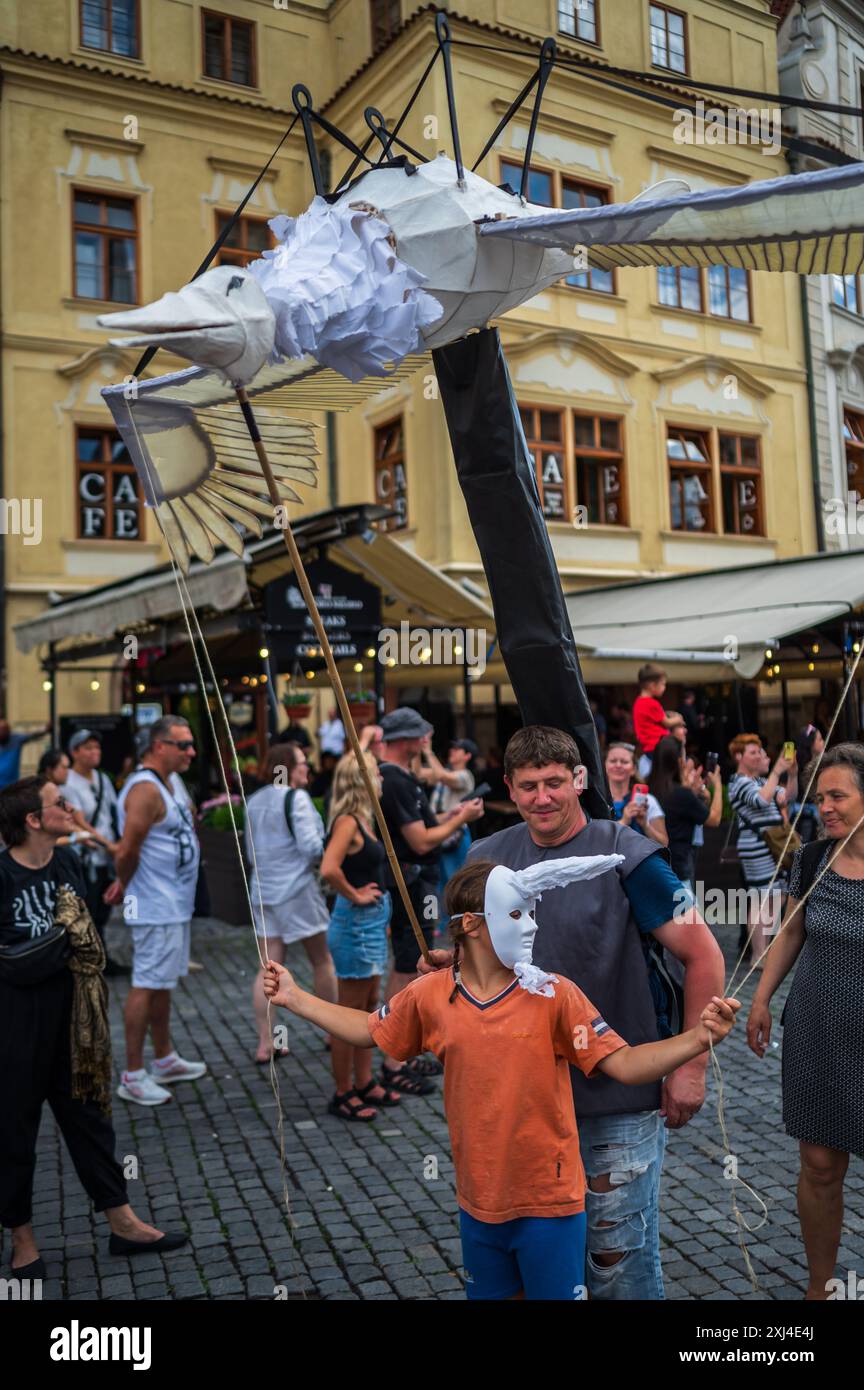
0,0,811,739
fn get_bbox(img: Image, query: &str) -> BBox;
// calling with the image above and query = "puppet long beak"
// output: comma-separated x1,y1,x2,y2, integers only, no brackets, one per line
97,278,275,384
99,287,237,346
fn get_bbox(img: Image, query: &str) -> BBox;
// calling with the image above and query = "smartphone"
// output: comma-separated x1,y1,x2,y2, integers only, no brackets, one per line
783,741,795,761
460,781,491,802
631,783,649,806
705,751,719,774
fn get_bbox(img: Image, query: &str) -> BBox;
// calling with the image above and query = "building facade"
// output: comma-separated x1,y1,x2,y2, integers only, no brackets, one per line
777,0,864,553
0,0,816,737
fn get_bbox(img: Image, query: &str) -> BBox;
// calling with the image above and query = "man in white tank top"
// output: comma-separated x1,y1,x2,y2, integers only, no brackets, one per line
107,717,206,1106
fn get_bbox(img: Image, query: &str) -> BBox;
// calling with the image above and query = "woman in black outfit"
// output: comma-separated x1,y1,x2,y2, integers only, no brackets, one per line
648,736,722,888
320,752,401,1122
0,777,186,1277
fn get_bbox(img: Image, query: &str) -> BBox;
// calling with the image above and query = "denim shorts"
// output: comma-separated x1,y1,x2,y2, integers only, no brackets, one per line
327,891,391,980
579,1108,667,1300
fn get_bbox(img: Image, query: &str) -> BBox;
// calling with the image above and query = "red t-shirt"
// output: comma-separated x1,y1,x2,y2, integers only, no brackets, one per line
633,694,668,753
368,969,625,1223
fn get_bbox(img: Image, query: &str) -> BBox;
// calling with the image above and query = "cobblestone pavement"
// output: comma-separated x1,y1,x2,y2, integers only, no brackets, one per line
4,918,863,1301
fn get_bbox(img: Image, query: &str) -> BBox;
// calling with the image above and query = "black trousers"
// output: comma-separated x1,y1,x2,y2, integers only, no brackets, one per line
388,873,438,974
0,969,128,1229
82,862,114,933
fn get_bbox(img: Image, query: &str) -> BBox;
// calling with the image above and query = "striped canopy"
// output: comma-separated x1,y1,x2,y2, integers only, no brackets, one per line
479,161,864,275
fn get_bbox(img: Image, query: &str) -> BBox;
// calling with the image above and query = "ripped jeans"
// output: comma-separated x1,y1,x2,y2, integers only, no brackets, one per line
579,1108,666,1300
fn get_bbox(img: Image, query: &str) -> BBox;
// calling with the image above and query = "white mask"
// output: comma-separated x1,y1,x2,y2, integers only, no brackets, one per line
99,265,276,386
482,854,624,992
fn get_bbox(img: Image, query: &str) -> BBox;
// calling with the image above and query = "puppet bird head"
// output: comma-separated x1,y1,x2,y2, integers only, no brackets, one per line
98,265,275,386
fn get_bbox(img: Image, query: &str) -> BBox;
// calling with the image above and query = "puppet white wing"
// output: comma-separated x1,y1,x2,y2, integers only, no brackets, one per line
478,161,864,275
101,354,428,570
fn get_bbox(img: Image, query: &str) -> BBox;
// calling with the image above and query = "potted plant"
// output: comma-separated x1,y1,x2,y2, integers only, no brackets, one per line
346,689,377,728
197,795,250,925
281,690,312,720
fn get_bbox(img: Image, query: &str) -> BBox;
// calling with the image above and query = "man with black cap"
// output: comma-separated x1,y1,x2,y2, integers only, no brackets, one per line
377,708,483,1094
64,729,123,975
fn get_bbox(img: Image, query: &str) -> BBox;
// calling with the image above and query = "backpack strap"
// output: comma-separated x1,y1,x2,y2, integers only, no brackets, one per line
794,839,829,904
283,787,296,837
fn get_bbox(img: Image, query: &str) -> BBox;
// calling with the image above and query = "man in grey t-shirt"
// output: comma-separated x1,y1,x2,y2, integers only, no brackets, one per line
424,725,724,1300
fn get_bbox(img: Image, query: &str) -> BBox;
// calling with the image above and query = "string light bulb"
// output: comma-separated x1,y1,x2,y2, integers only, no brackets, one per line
90,679,100,692
259,646,269,659
353,662,363,673
808,662,815,672
811,643,819,655
365,647,375,659
42,679,53,692
765,648,773,660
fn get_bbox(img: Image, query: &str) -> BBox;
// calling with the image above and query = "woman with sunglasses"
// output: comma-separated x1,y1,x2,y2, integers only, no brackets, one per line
0,776,188,1277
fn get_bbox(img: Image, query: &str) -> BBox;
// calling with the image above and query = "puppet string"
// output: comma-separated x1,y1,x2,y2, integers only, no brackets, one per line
234,386,432,965
725,637,864,996
706,810,864,1291
169,559,296,1236
126,408,300,1275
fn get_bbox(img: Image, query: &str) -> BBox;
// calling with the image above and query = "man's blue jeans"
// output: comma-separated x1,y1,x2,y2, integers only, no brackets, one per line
578,1108,666,1300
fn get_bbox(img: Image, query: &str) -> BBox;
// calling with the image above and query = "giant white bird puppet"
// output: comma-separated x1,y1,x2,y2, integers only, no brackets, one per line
99,153,864,565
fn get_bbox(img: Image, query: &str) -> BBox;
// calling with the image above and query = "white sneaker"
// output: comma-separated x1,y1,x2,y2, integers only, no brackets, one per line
117,1072,173,1106
149,1054,208,1084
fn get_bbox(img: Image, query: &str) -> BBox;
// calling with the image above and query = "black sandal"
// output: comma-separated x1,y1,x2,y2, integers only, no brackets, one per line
380,1066,435,1097
404,1055,444,1078
327,1089,377,1122
356,1080,401,1108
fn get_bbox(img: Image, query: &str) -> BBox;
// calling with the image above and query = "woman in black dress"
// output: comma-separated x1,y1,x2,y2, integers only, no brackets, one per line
747,743,864,1299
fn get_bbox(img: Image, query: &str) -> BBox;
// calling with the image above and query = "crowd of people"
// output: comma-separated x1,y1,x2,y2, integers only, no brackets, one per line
0,676,861,1300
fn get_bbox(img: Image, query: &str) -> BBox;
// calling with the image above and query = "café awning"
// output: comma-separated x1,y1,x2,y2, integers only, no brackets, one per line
13,506,493,663
565,549,864,680
14,550,248,655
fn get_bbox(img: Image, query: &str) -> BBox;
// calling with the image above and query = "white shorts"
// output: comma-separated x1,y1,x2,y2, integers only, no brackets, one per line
252,896,329,946
130,921,191,990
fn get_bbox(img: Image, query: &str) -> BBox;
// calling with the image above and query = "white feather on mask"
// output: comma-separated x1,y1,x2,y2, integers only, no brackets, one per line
483,853,624,994
510,854,625,898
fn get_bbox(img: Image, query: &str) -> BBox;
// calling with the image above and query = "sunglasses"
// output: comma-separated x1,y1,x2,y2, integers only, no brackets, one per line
158,738,195,751
34,795,72,818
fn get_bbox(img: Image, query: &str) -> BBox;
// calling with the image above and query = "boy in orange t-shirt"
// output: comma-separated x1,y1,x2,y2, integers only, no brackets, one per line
264,855,738,1301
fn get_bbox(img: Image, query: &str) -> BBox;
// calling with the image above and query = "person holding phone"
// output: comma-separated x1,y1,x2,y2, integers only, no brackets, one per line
418,737,479,890
789,725,826,844
605,743,668,849
649,737,723,891
728,734,798,963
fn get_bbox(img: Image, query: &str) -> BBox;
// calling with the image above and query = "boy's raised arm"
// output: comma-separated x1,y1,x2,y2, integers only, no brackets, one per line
263,962,375,1049
597,997,740,1086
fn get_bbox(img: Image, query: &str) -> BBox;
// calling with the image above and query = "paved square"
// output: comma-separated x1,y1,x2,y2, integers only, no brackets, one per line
4,917,862,1300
